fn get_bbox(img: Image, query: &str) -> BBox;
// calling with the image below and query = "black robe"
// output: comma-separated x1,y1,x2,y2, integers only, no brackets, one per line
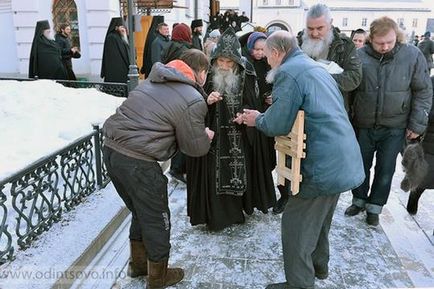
242,48,276,169
29,20,67,80
186,60,276,231
55,33,80,80
140,16,164,76
101,18,130,83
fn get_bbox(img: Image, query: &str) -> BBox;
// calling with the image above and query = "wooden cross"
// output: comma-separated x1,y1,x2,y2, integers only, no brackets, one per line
274,111,306,195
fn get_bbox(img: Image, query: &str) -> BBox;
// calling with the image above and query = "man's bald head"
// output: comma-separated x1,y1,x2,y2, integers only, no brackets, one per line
264,31,298,69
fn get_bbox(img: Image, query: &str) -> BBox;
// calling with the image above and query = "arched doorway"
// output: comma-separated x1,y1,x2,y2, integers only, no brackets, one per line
52,0,80,48
267,23,289,33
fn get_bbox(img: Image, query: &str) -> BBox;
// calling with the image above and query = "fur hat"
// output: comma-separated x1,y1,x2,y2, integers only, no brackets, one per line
191,19,203,30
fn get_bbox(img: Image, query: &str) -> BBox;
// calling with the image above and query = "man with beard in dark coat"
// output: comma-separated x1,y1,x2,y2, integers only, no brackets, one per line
186,28,276,231
100,17,130,83
55,23,81,80
29,20,67,80
191,19,203,51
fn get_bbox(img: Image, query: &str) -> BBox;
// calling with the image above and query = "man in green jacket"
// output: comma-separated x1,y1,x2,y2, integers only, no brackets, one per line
243,30,364,289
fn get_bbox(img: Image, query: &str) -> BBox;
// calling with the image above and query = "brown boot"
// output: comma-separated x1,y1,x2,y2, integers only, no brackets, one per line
127,240,148,277
147,259,184,289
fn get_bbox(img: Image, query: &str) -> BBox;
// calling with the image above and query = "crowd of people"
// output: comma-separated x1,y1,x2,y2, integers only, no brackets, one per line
27,4,434,289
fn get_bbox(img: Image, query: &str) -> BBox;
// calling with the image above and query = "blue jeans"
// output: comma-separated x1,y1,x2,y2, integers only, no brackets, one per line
352,127,405,214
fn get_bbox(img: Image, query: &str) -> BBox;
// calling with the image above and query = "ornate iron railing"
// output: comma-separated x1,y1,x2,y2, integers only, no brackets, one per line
55,80,128,98
0,125,108,264
0,78,129,98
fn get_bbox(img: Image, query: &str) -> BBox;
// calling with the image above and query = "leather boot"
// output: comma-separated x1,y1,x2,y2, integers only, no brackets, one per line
147,259,184,289
127,240,148,277
273,185,289,214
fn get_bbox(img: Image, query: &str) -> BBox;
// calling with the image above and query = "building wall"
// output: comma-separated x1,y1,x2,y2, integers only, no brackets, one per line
0,0,205,78
0,0,18,74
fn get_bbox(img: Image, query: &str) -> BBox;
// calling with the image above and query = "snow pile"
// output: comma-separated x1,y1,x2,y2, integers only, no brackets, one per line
0,80,124,180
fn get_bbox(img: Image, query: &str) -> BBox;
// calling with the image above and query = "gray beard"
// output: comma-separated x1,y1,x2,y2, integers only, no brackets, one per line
266,67,278,84
301,29,333,60
212,66,240,96
121,34,129,45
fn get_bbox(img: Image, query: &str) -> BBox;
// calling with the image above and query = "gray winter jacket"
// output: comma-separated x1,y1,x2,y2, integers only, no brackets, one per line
103,62,210,162
151,33,170,65
353,43,433,134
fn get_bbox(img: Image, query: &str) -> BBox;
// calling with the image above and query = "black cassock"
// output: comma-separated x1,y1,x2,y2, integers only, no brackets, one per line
186,59,276,231
29,20,67,80
100,17,130,83
55,33,81,80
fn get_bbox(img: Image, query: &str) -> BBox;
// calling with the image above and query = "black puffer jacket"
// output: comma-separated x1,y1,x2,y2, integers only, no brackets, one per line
353,43,432,134
103,62,210,161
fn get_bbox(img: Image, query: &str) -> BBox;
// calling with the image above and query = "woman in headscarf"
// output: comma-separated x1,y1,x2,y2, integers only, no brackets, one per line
161,23,192,64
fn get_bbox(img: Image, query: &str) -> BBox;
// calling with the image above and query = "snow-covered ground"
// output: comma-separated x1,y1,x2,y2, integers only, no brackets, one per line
0,80,124,180
0,79,433,289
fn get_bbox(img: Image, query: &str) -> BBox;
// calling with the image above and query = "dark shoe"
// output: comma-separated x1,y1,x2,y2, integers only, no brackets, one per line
273,185,289,214
366,213,379,226
344,204,364,216
169,170,186,183
127,240,148,277
314,265,328,280
147,259,184,289
265,282,290,289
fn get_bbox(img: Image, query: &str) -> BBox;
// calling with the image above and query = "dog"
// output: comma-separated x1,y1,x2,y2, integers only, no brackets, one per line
400,142,429,192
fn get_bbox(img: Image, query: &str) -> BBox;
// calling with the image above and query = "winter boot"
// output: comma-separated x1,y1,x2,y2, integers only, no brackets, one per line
344,204,364,216
366,213,379,226
127,240,148,277
147,259,184,289
265,282,291,289
406,188,425,215
314,264,329,280
273,185,289,214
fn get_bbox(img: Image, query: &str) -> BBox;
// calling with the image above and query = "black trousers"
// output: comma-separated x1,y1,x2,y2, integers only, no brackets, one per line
103,146,171,262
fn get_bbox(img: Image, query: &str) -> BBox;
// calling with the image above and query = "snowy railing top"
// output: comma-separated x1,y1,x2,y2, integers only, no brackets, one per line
0,125,109,265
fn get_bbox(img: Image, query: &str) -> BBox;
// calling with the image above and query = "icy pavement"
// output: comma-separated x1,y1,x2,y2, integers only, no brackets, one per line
115,155,434,289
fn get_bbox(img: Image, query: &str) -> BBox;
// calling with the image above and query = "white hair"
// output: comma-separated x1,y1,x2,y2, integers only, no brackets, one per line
307,3,332,24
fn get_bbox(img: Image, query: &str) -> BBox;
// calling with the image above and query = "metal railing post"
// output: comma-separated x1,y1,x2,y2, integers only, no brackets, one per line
93,124,103,188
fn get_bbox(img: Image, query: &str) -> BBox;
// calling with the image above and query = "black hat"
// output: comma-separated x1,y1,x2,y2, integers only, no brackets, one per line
191,19,203,30
424,31,431,38
37,20,50,31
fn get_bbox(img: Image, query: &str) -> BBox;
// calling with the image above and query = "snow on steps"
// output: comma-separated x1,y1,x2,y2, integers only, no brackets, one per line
0,183,129,289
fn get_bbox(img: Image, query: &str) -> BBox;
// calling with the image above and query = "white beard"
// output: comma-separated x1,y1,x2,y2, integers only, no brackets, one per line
212,65,240,95
43,31,54,41
301,29,333,60
121,34,129,45
266,67,278,84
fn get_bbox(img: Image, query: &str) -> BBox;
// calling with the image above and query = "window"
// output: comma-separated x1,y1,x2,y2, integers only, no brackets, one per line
362,18,367,27
276,0,281,5
263,0,268,5
342,18,348,27
397,18,404,26
412,18,418,28
52,0,80,48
